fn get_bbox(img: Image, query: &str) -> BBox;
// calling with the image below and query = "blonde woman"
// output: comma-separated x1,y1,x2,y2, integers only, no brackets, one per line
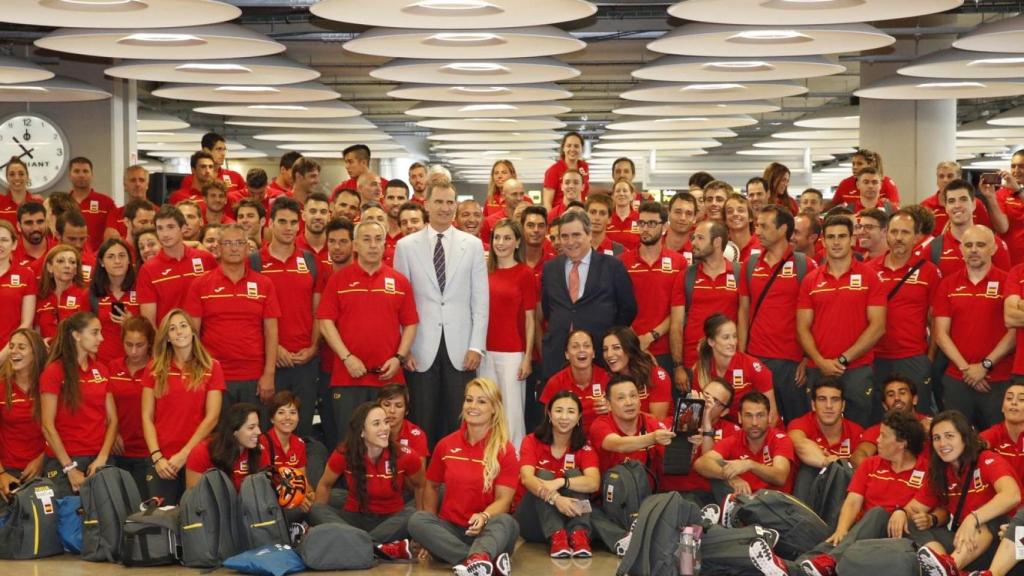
408,378,520,575
140,309,224,504
485,160,518,217
35,244,89,342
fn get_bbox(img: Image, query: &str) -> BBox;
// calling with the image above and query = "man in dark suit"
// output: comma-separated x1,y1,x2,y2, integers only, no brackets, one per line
541,210,637,380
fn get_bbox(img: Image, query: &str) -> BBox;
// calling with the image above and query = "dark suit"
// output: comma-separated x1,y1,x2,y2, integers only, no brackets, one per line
541,250,637,380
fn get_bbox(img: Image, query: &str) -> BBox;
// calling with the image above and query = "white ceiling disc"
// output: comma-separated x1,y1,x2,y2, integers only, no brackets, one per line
794,105,859,129
957,119,1024,139
0,77,110,102
371,57,579,85
753,139,858,150
300,150,409,159
899,49,1024,79
416,117,566,131
0,0,240,28
667,0,962,26
344,27,585,59
648,23,893,58
432,141,558,150
954,144,1010,154
36,25,285,60
277,143,407,152
605,116,757,130
427,131,561,142
595,140,720,151
633,55,844,82
989,107,1024,127
138,111,190,131
406,102,572,118
772,129,859,140
389,83,572,102
151,82,339,103
954,15,1024,54
0,56,54,84
137,129,207,143
855,76,1024,100
737,149,836,161
311,0,595,29
253,132,393,143
138,141,245,151
224,117,377,129
106,56,319,85
148,150,268,159
621,81,806,103
448,157,553,167
612,102,780,116
192,101,362,118
600,129,737,140
440,150,555,159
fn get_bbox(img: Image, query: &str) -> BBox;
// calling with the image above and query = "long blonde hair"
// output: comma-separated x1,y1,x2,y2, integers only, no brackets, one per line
462,378,510,492
486,160,517,205
693,313,734,391
150,309,215,398
39,244,85,299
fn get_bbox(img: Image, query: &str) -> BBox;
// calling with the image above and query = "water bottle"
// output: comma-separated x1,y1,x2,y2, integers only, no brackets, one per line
679,526,701,575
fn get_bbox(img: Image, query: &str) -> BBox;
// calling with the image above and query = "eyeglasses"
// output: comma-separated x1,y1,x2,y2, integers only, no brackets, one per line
636,220,663,228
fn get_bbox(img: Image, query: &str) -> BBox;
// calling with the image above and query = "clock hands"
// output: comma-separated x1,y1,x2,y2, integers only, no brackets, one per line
12,136,34,159
0,145,36,172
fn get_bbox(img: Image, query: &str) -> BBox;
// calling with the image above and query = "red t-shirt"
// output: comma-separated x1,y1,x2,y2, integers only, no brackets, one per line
259,431,307,470
186,439,271,492
621,249,686,356
673,261,740,367
543,159,590,209
0,193,43,227
997,187,1024,265
736,235,762,264
663,236,694,267
179,168,248,204
34,285,89,341
607,210,640,252
487,263,538,353
327,444,421,515
398,419,430,460
1003,264,1024,375
932,267,1012,381
143,360,226,458
659,419,741,493
11,236,53,269
695,351,773,420
107,358,148,458
540,366,610,435
0,264,35,347
797,260,887,369
920,192,991,236
136,247,218,325
934,228,1012,278
184,267,281,381
740,250,815,362
427,426,519,527
711,429,796,493
255,245,324,353
0,379,44,469
787,413,864,461
94,291,141,365
832,175,900,206
315,263,418,387
915,450,1017,518
76,190,117,252
981,423,1024,490
517,433,599,499
588,412,667,474
867,255,941,359
636,366,673,416
848,454,930,515
39,360,110,457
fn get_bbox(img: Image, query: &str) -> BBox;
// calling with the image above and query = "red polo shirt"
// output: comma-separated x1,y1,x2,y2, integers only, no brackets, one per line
997,187,1024,265
315,262,418,387
427,426,519,527
932,267,1012,381
607,210,640,252
487,263,537,353
867,255,941,359
861,412,929,446
0,379,44,469
142,360,226,458
588,413,667,474
294,234,332,273
622,248,686,357
331,176,388,201
255,245,323,353
107,358,148,459
136,246,218,325
711,429,796,493
264,180,291,213
34,285,89,341
832,175,900,206
11,236,54,269
797,259,887,369
0,193,43,226
540,366,610,435
184,266,281,381
934,228,1012,277
398,419,430,460
673,261,740,367
981,423,1024,487
259,431,307,470
736,235,761,264
517,433,599,500
915,450,1017,518
94,291,141,364
787,413,863,462
740,250,814,362
0,263,35,347
1004,264,1024,375
637,366,673,415
695,351,773,419
39,360,109,457
659,419,741,493
328,444,421,515
849,454,930,516
179,167,248,204
920,192,991,236
167,187,204,206
75,189,117,252
186,439,270,492
543,159,590,208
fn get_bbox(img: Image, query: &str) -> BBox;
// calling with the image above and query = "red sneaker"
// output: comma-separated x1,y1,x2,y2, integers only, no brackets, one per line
375,539,412,561
569,529,592,558
453,552,494,576
549,529,571,558
918,546,963,576
800,554,837,576
749,538,788,576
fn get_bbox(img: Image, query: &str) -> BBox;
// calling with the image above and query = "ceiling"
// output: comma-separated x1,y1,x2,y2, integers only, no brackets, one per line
3,0,1024,185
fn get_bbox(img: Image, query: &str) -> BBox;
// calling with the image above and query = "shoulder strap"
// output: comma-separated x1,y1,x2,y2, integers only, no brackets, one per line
684,265,698,313
301,250,317,284
887,260,925,301
750,254,787,325
794,252,807,284
248,251,261,271
89,291,99,314
951,459,978,531
930,235,943,266
745,251,761,289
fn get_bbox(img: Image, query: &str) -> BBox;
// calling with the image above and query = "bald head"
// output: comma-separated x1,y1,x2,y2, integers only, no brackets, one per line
503,178,526,209
961,224,996,271
357,171,382,203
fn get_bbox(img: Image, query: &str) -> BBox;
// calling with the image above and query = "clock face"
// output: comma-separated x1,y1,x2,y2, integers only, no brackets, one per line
0,114,69,193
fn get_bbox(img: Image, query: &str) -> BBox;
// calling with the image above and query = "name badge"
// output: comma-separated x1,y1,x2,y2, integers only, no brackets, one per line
909,469,925,488
246,281,259,298
974,468,984,490
296,257,308,273
384,277,396,294
66,295,77,307
762,445,772,465
725,274,736,290
192,258,205,274
592,383,603,398
661,257,673,272
10,274,20,286
564,453,576,470
630,220,638,232
400,438,409,446
850,274,862,289
91,368,102,380
129,290,137,304
987,281,1001,297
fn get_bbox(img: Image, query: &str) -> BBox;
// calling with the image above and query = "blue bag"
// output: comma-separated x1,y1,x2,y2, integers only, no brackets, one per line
224,544,306,576
57,495,83,554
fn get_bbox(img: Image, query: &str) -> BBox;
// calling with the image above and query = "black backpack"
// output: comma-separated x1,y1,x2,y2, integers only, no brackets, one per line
700,525,781,576
239,471,289,549
602,460,652,530
735,489,830,560
179,469,244,568
120,503,181,567
298,523,375,571
808,461,854,531
616,492,700,576
303,437,328,492
837,538,920,575
80,466,142,562
0,477,63,559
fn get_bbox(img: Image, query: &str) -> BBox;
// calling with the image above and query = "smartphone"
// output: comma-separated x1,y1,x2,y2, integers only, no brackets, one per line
111,301,126,316
981,172,1002,187
674,398,705,436
575,499,593,514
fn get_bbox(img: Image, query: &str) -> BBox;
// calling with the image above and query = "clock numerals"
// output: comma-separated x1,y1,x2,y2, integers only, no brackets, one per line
56,147,63,157
22,118,31,127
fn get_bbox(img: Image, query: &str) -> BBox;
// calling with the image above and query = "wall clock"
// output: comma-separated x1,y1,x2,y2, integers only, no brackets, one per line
0,113,70,193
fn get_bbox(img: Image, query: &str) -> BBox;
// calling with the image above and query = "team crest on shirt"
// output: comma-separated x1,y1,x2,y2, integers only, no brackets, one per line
732,369,744,388
909,469,925,488
91,368,102,381
781,261,794,278
973,468,984,490
631,220,639,232
66,295,77,307
82,265,92,279
10,274,20,287
683,252,693,265
246,281,259,299
383,277,396,294
89,200,99,213
129,291,137,304
192,258,205,274
384,460,392,476
661,257,673,272
239,460,249,473
762,445,772,464
592,383,604,398
987,281,1000,297
910,269,921,282
838,438,851,457
296,257,308,273
400,438,409,446
850,274,862,289
564,453,576,470
725,274,736,290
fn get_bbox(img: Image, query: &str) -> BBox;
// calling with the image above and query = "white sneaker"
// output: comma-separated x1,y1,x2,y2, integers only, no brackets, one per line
614,518,638,557
721,493,740,528
749,538,789,576
494,552,511,576
700,503,721,525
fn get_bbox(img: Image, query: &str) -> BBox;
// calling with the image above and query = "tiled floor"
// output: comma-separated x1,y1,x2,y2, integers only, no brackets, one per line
0,542,620,575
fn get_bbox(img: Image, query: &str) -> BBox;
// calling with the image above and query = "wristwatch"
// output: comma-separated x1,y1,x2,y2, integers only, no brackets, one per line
837,354,849,367
649,329,661,341
982,358,994,371
701,430,717,438
394,353,407,363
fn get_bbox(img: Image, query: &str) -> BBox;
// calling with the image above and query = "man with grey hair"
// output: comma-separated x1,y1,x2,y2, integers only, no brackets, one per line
921,160,1006,234
357,170,383,204
480,177,528,242
105,164,150,240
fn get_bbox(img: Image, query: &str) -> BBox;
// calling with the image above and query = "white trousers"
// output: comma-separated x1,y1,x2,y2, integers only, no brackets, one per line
479,350,527,450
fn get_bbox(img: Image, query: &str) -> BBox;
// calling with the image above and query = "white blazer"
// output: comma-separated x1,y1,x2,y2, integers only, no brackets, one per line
393,226,489,371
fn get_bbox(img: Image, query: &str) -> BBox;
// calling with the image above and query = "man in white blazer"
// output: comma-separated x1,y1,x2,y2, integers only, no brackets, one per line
394,175,489,445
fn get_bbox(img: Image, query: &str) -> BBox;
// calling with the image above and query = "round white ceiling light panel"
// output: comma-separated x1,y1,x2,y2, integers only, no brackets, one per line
440,150,556,159
753,139,859,150
416,117,566,131
0,0,240,28
106,56,319,85
957,120,1024,139
427,131,561,142
224,117,377,129
388,82,571,102
0,77,110,102
253,132,393,143
899,49,1024,79
954,144,1010,155
152,82,339,103
192,101,362,118
793,105,859,129
148,150,268,159
406,102,572,118
595,140,720,151
621,81,806,103
311,0,595,29
600,129,737,140
0,56,54,84
137,128,207,143
667,0,962,26
432,141,558,150
612,101,780,116
371,57,579,85
737,149,836,161
605,116,757,131
138,111,190,131
633,55,844,82
954,15,1024,54
855,76,1024,100
648,23,894,58
772,129,859,140
138,141,245,151
36,25,285,60
300,150,409,159
344,27,585,59
989,107,1024,127
277,143,407,152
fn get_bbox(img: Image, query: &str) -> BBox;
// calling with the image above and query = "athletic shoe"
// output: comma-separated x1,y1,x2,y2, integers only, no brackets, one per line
757,527,780,549
453,553,493,576
722,493,740,528
967,571,993,576
918,545,963,576
494,552,512,576
549,529,572,559
749,538,789,576
800,554,837,576
375,539,412,561
569,529,592,558
701,503,722,525
288,522,307,546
